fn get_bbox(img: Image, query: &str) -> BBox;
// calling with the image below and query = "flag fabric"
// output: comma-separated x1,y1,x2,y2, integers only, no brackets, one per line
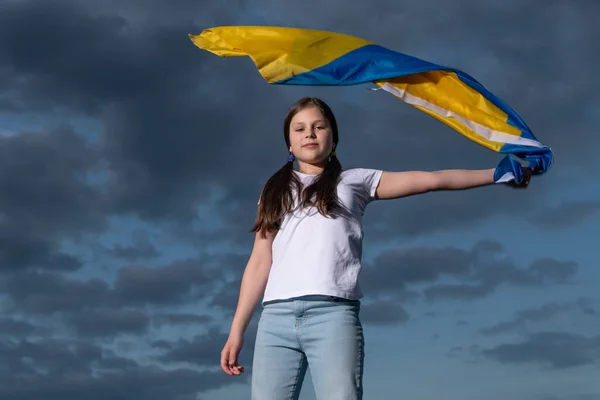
190,26,553,183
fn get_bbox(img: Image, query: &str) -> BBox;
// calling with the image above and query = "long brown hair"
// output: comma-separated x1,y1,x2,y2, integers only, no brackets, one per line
251,97,343,237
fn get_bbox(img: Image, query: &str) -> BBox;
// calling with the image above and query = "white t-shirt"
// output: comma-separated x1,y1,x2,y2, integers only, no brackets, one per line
262,168,383,303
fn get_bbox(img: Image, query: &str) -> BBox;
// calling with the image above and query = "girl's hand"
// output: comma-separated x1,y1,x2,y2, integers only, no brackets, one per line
221,334,245,376
507,166,533,189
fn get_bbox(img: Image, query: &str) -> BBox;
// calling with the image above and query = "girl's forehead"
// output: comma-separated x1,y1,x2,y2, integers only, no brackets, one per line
291,107,326,124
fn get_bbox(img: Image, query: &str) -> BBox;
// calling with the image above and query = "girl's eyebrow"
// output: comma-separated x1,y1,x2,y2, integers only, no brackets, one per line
292,120,327,126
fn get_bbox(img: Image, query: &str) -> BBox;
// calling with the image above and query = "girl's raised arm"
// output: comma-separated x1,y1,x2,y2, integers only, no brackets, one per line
375,167,531,200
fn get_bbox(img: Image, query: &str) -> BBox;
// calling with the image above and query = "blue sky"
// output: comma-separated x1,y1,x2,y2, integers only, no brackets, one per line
1,1,599,399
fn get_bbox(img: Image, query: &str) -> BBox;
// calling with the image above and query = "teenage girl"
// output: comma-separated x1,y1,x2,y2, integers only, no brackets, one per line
220,97,531,400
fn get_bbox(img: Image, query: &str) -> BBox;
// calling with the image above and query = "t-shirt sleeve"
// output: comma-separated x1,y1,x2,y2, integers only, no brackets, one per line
358,168,383,201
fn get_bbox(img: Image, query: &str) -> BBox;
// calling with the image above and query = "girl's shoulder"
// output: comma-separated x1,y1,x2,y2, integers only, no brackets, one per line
340,168,383,194
340,167,383,180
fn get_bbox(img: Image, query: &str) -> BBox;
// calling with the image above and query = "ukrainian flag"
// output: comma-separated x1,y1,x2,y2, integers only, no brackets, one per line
190,26,553,183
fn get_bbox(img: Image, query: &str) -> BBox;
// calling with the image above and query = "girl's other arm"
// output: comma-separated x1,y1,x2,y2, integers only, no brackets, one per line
230,228,276,336
221,227,275,376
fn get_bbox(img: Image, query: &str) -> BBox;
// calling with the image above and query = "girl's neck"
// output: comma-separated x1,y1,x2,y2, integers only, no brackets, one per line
297,161,325,176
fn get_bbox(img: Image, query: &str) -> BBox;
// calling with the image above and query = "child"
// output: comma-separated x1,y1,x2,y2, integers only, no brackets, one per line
220,97,531,399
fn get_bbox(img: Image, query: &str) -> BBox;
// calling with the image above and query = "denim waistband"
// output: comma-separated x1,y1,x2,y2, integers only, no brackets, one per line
263,295,359,307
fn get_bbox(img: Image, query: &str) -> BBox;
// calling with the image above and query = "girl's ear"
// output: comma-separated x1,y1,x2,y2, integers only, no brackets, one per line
289,146,293,153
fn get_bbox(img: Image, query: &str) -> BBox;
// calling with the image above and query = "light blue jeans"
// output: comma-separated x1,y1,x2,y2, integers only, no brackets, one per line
251,295,364,400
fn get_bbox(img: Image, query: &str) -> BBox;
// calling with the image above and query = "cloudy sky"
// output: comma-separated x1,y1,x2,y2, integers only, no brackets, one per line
1,0,599,399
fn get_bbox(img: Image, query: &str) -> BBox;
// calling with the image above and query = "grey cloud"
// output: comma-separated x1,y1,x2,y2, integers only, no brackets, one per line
483,331,600,369
0,318,51,337
363,185,549,241
157,329,229,367
529,201,600,230
527,259,579,284
480,298,596,336
360,240,578,303
157,324,258,370
0,0,260,228
355,240,579,325
210,279,242,311
0,128,104,272
367,246,473,286
65,308,150,338
444,345,481,363
0,338,101,376
95,354,140,371
2,256,223,316
3,271,111,314
110,237,159,261
153,313,213,327
360,245,475,300
0,336,236,399
113,260,211,306
424,282,494,302
424,256,578,302
0,235,81,273
360,301,410,326
0,0,185,113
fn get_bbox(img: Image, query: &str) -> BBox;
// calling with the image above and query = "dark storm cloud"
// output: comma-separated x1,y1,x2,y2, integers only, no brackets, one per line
424,256,577,302
2,256,223,316
424,283,494,302
0,318,51,337
3,271,111,314
157,328,229,367
157,324,258,370
482,331,600,369
113,260,212,306
480,298,596,336
362,246,473,291
363,186,544,240
0,338,101,376
360,301,410,326
360,240,578,304
0,0,194,114
207,252,265,312
0,254,230,354
153,313,213,327
0,128,104,272
0,0,266,228
65,308,150,338
210,279,242,311
529,201,600,230
0,337,231,399
110,239,159,261
356,240,578,325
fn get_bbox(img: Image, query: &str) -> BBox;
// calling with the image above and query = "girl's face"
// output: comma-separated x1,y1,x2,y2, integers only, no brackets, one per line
288,106,335,167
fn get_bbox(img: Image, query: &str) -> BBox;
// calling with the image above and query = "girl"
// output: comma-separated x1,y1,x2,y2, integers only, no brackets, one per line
220,97,531,399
